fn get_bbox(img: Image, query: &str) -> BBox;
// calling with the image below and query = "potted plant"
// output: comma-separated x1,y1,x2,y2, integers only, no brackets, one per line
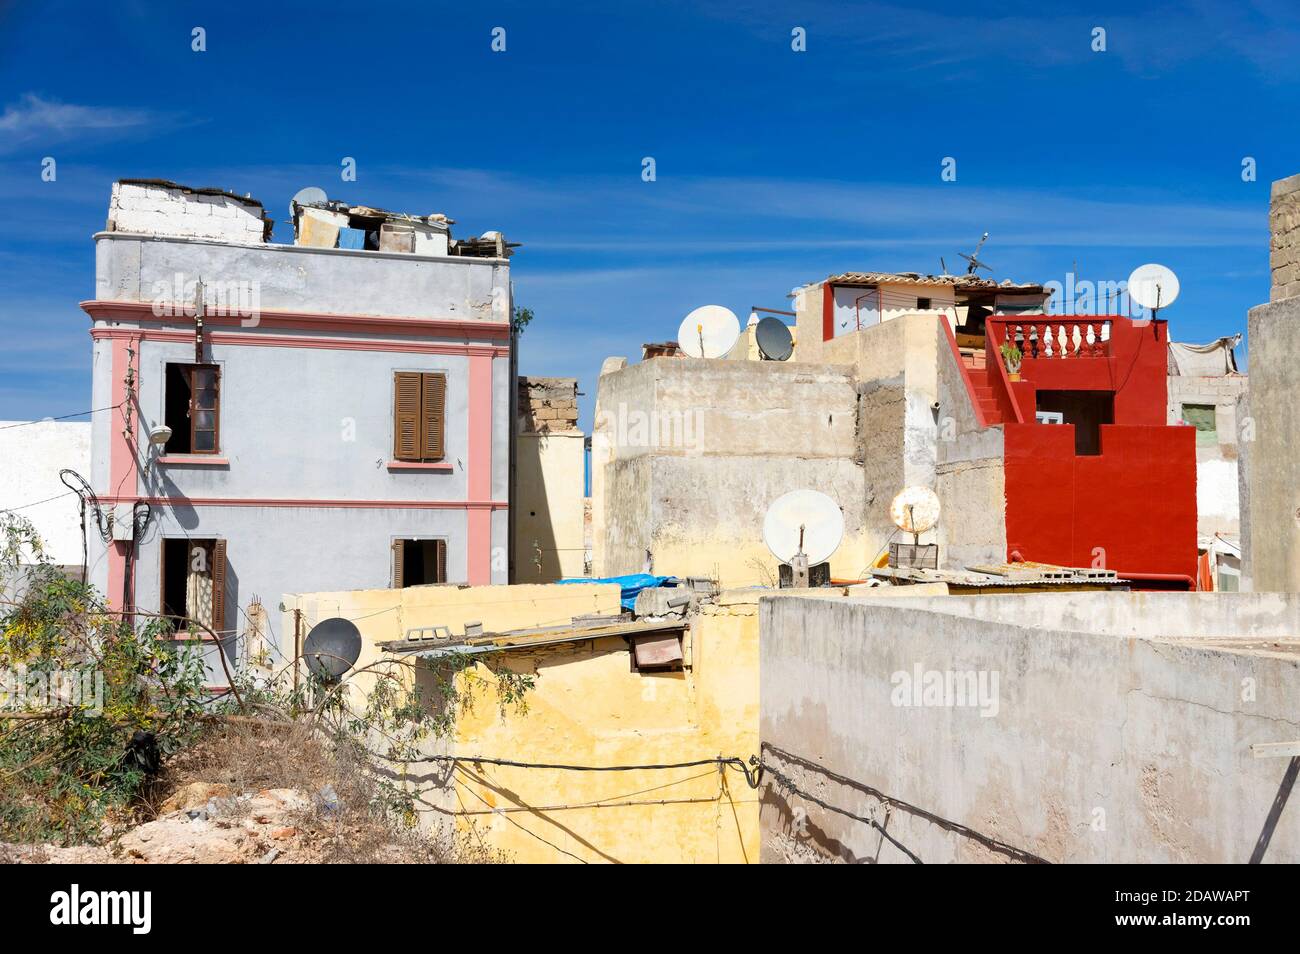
1000,342,1023,381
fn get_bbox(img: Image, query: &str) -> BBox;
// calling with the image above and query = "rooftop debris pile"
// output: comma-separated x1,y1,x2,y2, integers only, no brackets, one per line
103,178,517,258
290,189,517,257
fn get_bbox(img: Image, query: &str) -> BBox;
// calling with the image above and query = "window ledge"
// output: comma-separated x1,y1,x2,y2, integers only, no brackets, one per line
387,461,454,472
157,455,229,466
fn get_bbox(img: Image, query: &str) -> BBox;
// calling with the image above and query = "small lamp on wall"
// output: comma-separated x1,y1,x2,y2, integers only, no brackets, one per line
148,425,172,446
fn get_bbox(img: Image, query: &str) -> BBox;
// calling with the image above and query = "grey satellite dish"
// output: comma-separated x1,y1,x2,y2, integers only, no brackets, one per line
290,186,328,215
302,617,362,682
755,317,794,361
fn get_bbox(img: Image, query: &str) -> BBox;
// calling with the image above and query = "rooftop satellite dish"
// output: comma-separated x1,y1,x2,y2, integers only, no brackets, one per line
290,186,328,215
678,305,740,359
1127,263,1180,314
764,490,844,566
754,317,794,361
890,486,941,534
302,617,362,682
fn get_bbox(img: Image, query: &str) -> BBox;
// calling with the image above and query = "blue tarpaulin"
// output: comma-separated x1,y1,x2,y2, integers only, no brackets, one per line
556,573,677,611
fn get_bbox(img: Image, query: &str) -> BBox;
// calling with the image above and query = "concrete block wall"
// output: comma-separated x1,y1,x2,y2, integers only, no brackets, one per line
108,181,266,245
1271,173,1300,301
518,376,579,433
1167,374,1249,446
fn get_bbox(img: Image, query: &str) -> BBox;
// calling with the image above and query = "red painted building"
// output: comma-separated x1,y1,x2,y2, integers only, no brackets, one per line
958,315,1198,587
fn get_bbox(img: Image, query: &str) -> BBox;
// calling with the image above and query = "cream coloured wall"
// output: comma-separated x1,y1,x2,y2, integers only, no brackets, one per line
513,431,587,583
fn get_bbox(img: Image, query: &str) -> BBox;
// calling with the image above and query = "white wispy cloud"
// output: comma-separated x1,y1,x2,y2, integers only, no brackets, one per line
0,94,178,154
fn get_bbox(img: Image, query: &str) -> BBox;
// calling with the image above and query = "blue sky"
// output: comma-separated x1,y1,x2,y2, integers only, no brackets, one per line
1,0,1296,426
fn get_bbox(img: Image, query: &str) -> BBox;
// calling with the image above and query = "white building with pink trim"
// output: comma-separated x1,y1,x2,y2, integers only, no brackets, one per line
82,180,513,677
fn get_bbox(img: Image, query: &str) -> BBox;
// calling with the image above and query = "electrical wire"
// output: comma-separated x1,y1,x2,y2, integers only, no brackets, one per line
408,752,763,789
0,403,123,430
0,490,77,513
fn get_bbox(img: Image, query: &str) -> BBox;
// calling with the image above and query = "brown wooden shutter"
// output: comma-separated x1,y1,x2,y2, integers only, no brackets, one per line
211,539,227,635
393,373,421,460
391,539,406,588
421,373,446,461
434,539,447,583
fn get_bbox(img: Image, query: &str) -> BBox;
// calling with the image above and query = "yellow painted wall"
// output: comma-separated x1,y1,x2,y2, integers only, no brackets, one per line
449,597,761,863
280,582,759,863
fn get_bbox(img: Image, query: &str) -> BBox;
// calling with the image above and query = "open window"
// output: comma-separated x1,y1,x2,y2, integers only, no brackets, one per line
393,371,445,461
391,538,447,587
160,537,226,633
164,363,220,454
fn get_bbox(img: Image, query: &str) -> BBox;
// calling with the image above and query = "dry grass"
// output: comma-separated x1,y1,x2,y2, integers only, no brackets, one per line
153,718,502,864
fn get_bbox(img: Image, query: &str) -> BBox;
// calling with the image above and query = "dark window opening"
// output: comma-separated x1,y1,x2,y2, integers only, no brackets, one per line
160,537,226,633
392,538,447,587
916,297,932,310
1035,390,1113,455
164,363,220,455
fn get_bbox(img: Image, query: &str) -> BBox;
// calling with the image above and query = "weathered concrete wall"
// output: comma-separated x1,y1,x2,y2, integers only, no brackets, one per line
0,420,91,567
1271,173,1300,301
934,321,1006,569
1244,295,1300,591
760,592,1300,863
591,357,867,585
1238,389,1254,590
95,232,509,322
825,315,947,564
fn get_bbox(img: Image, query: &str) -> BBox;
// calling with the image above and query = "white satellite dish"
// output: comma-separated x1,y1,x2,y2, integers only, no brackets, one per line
1127,264,1180,313
891,486,941,534
763,490,844,566
678,305,741,358
290,186,328,216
